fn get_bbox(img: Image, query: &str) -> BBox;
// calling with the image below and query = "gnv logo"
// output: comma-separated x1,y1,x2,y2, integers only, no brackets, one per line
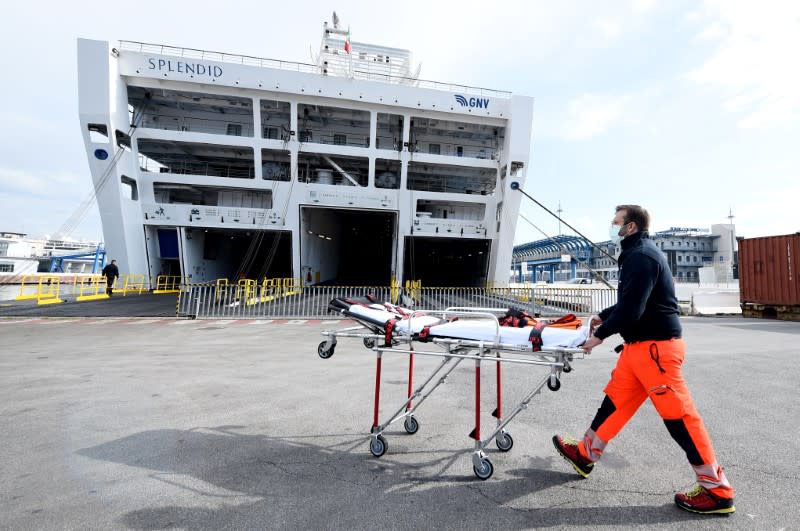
455,94,490,109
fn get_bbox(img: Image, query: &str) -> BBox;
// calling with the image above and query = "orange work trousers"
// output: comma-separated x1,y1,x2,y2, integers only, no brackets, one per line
578,338,733,498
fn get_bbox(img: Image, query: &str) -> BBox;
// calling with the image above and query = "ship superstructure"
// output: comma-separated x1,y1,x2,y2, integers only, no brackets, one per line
77,19,533,286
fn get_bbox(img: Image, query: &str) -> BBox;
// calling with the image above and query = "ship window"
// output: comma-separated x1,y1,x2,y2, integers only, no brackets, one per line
297,103,370,147
411,116,505,159
407,162,497,195
333,134,347,146
121,175,139,201
261,149,291,181
375,159,401,189
226,124,242,136
87,124,109,143
415,199,485,220
297,153,368,186
138,139,255,179
678,255,682,262
376,113,403,151
0,264,14,273
127,86,254,137
115,130,131,151
428,144,441,155
260,99,291,139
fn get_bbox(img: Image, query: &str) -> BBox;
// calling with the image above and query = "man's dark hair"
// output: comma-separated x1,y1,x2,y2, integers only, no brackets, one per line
616,204,650,231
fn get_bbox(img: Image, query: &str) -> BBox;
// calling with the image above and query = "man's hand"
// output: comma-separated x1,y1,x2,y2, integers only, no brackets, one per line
589,315,603,330
582,334,603,353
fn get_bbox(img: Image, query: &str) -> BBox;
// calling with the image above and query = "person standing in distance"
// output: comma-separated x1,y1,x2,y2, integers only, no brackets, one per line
553,205,735,515
102,259,120,297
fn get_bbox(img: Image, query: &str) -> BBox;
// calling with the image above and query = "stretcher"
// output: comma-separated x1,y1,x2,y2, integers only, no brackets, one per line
318,297,588,480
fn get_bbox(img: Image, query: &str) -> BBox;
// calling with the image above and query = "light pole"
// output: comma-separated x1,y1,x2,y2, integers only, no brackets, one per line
727,207,736,282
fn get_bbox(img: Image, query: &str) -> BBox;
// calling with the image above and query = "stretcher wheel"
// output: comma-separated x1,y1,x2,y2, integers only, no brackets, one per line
403,416,419,434
363,337,376,349
317,341,335,359
495,432,513,452
563,362,572,373
473,458,494,480
369,434,387,457
547,376,561,391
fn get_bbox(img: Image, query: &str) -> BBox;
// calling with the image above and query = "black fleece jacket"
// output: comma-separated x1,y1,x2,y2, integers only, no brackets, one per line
593,231,681,343
102,263,119,280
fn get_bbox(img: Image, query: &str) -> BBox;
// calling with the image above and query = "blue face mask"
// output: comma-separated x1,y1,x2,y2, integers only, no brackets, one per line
609,223,625,244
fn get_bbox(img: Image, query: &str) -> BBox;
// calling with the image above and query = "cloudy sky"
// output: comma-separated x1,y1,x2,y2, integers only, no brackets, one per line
1,0,797,244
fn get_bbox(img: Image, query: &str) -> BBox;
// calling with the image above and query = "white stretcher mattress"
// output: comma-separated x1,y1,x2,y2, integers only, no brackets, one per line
343,303,588,348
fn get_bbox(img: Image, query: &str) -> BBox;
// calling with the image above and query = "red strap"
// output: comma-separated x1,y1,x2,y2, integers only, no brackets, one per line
528,321,548,352
418,325,432,341
384,319,396,346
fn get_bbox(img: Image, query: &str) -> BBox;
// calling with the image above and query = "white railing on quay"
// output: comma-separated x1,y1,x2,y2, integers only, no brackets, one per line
177,284,617,320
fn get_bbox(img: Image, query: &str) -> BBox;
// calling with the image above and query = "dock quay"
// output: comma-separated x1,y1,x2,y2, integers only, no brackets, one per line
0,316,797,529
0,292,177,318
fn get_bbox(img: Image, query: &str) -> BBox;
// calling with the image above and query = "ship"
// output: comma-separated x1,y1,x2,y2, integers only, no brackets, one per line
77,16,534,287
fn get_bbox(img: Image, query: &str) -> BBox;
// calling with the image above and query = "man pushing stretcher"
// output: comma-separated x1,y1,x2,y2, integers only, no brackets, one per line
553,204,736,515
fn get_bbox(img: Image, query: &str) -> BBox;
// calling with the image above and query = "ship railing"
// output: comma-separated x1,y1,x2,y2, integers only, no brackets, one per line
375,135,403,152
118,41,512,99
299,167,367,186
138,113,255,137
408,141,500,160
139,158,255,179
177,283,617,319
300,132,371,148
119,41,320,74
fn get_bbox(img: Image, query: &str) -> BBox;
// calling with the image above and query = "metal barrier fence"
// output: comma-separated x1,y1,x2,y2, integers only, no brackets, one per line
16,275,64,305
178,284,618,319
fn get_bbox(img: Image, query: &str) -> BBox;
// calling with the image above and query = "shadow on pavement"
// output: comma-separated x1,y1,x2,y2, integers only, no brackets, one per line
77,426,703,529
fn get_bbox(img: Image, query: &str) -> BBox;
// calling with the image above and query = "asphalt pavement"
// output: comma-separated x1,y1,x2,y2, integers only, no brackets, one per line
0,316,797,530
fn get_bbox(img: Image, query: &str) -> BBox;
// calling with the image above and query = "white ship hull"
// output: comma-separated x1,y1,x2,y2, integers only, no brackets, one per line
77,36,533,286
